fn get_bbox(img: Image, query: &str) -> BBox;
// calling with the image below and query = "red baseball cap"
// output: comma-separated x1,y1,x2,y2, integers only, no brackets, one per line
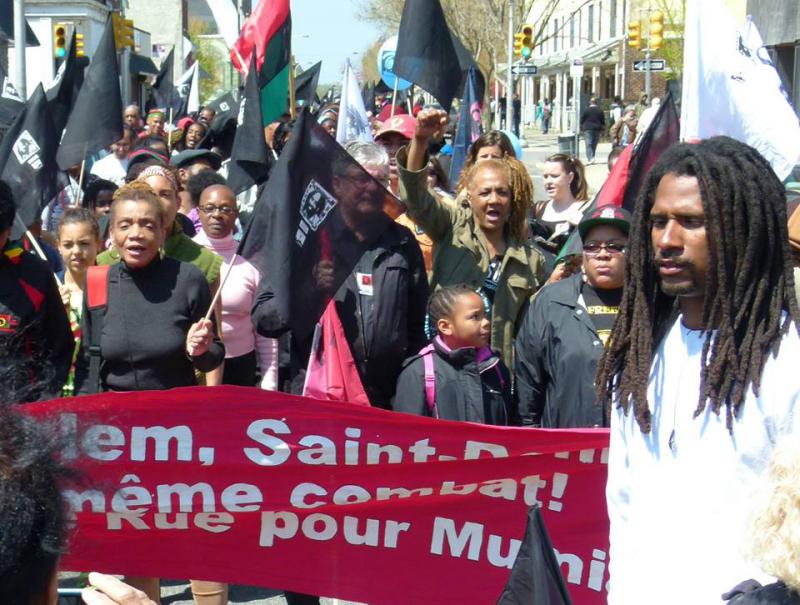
375,115,417,142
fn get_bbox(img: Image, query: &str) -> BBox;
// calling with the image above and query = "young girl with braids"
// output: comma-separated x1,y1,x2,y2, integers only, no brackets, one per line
398,108,545,365
56,208,101,397
393,284,515,425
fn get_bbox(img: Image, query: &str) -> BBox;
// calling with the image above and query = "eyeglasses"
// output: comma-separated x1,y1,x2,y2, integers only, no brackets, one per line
199,205,236,216
583,241,627,256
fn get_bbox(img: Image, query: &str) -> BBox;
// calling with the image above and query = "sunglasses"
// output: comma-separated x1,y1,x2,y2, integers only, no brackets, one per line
583,241,627,256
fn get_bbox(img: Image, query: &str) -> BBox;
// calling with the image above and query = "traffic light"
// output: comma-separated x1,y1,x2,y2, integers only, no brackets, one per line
649,11,664,50
513,33,525,57
112,13,134,49
54,23,68,58
628,20,641,49
75,32,85,58
521,24,534,59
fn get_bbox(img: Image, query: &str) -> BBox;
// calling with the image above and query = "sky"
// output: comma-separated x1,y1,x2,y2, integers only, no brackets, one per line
290,0,384,84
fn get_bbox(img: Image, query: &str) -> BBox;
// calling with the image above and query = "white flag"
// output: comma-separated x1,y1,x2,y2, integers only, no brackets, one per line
176,62,200,114
207,0,240,49
681,0,800,179
336,59,372,144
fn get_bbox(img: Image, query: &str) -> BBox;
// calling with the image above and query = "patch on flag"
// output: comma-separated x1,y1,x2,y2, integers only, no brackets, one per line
13,131,43,169
295,179,338,245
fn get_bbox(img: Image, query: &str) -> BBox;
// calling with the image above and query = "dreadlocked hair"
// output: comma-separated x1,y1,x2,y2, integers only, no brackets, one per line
595,136,799,433
465,157,533,242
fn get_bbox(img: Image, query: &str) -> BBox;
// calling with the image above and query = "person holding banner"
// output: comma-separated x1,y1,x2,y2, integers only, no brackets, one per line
399,108,545,365
596,137,800,604
0,181,73,402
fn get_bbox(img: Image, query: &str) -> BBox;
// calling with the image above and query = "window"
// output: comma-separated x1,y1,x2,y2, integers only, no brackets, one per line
599,1,603,40
588,4,595,43
570,14,575,47
610,0,617,37
552,19,558,52
579,9,583,46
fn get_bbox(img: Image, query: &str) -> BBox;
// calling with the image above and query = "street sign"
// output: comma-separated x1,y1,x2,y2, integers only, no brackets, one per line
511,64,537,76
570,58,584,78
633,59,666,72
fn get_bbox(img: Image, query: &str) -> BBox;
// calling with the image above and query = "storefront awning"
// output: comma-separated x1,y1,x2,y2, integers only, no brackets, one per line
533,37,624,72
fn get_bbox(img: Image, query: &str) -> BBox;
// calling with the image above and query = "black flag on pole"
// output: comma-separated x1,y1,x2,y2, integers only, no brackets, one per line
393,0,463,111
0,84,59,238
227,54,270,195
46,31,86,137
238,107,394,342
497,505,573,605
56,16,122,171
151,47,180,114
294,60,321,108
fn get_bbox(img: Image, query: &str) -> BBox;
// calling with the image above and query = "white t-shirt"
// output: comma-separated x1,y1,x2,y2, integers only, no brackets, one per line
607,316,800,604
90,153,128,186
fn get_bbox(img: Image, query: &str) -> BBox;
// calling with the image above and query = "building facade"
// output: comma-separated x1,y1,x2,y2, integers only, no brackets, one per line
522,0,683,133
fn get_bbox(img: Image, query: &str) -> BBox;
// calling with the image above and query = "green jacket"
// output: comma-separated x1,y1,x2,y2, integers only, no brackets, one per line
397,148,545,364
97,221,223,285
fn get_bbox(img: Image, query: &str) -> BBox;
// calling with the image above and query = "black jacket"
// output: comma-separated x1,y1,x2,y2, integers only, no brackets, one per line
253,221,429,408
726,581,800,605
514,273,606,428
580,104,606,132
75,256,224,393
394,337,516,425
0,243,73,401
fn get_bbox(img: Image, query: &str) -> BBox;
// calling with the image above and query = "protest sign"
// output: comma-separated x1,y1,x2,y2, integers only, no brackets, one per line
26,386,610,604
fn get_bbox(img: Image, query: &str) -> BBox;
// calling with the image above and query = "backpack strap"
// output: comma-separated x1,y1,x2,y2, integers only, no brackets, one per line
418,344,438,418
85,265,111,394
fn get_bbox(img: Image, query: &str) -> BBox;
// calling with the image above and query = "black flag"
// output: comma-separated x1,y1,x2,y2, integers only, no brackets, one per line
227,54,270,195
294,60,321,108
622,92,679,212
0,62,24,138
497,505,573,605
451,32,485,103
0,84,59,238
56,16,122,170
238,108,394,342
393,0,462,111
151,47,179,113
46,31,85,137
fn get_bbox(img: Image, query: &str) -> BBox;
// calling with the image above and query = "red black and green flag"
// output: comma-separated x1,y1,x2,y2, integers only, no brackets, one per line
231,0,291,126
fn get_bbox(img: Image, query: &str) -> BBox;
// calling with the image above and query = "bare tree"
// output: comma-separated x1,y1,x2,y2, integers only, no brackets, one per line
356,0,589,102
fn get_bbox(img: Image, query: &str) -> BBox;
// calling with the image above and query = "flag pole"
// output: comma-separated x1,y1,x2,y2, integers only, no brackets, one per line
75,143,88,208
289,55,297,119
167,107,174,153
390,77,399,119
15,215,63,287
204,255,236,322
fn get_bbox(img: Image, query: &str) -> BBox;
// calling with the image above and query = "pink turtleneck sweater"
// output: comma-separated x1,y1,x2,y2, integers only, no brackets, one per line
193,230,278,390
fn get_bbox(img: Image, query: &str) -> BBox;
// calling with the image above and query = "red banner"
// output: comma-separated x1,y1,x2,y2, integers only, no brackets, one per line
25,387,610,604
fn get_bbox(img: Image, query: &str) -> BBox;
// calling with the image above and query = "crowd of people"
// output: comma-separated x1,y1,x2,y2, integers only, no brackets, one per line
0,83,799,605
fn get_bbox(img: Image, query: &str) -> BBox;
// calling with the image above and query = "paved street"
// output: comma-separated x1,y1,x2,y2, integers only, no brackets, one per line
517,127,613,201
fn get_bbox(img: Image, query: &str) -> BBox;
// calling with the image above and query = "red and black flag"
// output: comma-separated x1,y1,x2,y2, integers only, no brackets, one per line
231,0,291,126
497,505,573,605
227,53,270,195
0,84,59,238
622,91,680,212
56,15,122,171
237,107,394,343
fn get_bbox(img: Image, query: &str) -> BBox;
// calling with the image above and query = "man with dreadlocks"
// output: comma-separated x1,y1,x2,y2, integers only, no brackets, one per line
596,136,800,604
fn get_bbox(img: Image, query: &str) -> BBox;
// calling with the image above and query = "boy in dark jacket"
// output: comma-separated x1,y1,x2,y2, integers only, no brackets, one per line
394,284,517,425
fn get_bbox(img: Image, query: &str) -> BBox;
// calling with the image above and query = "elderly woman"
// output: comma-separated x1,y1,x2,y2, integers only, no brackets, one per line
75,182,224,603
399,108,545,364
515,206,631,427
